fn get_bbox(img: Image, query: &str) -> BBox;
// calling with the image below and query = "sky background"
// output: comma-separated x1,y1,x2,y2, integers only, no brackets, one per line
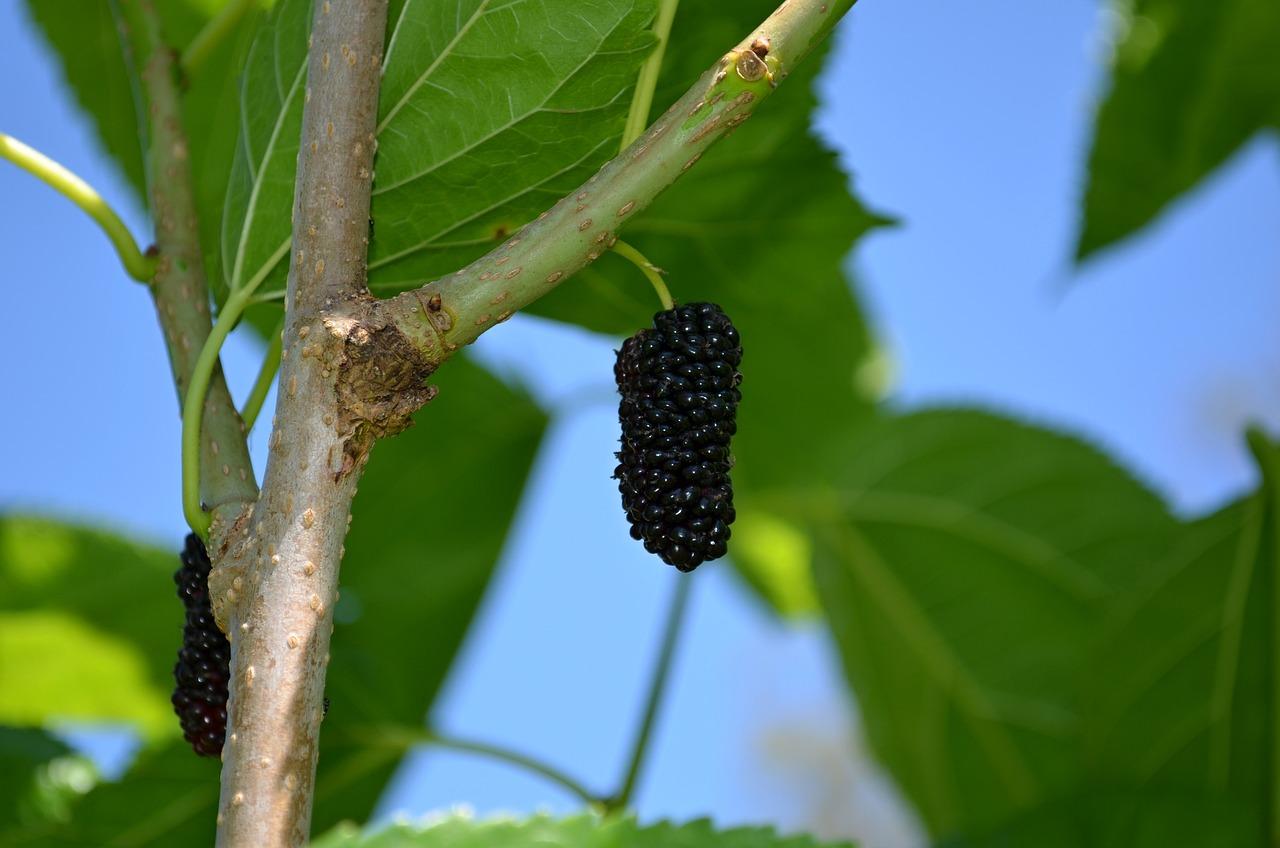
2,1,1279,846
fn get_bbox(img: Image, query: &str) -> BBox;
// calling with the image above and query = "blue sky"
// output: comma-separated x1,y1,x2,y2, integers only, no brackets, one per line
2,0,1278,845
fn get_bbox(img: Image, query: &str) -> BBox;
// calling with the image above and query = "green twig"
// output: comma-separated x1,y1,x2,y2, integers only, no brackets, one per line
607,575,694,813
181,242,284,536
621,0,680,150
613,239,674,311
181,0,259,77
240,316,284,432
427,732,604,810
352,724,603,809
0,132,155,283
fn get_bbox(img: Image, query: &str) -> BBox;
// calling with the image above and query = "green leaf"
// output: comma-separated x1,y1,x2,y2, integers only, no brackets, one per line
22,2,146,200
0,517,182,737
1077,0,1280,260
312,355,547,832
0,727,97,837
1080,430,1279,844
221,0,658,298
23,0,264,286
9,741,222,847
312,814,854,848
942,787,1261,848
0,612,172,735
808,410,1177,837
528,0,890,616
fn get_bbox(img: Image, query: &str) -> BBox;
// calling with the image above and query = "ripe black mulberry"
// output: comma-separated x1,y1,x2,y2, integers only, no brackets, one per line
171,534,229,757
614,302,742,571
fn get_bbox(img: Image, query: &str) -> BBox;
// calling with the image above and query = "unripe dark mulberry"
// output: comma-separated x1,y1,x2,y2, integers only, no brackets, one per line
171,534,229,757
614,302,742,571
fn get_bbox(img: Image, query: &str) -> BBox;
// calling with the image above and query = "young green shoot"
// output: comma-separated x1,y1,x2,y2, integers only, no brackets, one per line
614,240,675,311
0,133,156,283
240,317,284,432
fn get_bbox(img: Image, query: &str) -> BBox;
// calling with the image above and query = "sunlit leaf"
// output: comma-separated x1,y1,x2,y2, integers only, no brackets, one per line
1079,430,1279,844
0,517,181,737
312,813,855,848
221,0,658,298
0,728,97,837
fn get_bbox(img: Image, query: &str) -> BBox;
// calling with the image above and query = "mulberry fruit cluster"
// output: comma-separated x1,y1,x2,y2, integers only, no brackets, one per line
171,534,230,757
614,302,742,571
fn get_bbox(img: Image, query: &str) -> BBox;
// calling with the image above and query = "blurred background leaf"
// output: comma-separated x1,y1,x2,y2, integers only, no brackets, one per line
808,410,1177,837
0,517,181,736
1077,0,1280,260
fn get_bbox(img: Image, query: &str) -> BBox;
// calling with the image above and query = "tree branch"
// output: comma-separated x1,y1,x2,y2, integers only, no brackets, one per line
210,1,393,844
124,0,258,521
380,0,856,353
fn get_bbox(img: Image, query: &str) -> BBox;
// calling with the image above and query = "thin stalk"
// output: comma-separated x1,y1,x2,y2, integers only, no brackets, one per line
613,239,674,310
240,316,284,432
0,133,155,283
427,732,604,809
182,285,256,537
181,0,259,77
180,242,282,536
607,575,694,813
621,0,680,150
347,724,604,808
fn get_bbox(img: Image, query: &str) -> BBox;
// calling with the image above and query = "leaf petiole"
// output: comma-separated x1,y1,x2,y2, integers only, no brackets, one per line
613,240,674,311
0,132,156,283
606,574,694,813
181,240,287,537
621,0,681,150
239,316,284,432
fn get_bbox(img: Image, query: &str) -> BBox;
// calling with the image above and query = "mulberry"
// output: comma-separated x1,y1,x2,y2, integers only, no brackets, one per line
171,534,229,757
614,302,742,571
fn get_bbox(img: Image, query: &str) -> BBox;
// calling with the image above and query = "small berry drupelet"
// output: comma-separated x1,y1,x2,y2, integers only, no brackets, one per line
614,302,742,571
171,534,230,757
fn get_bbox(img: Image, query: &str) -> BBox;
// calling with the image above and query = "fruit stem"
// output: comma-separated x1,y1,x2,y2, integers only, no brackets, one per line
240,315,284,432
614,239,674,311
606,574,694,813
0,132,156,283
621,0,681,151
